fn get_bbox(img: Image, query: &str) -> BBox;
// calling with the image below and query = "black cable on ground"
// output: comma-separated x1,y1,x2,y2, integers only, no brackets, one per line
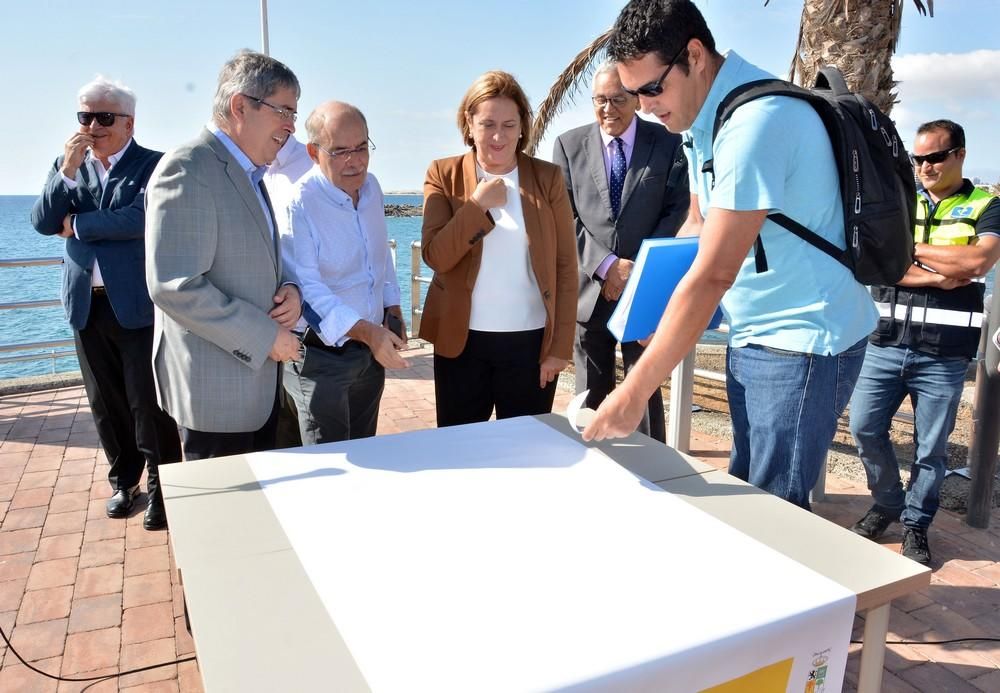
852,636,1000,645
0,623,196,682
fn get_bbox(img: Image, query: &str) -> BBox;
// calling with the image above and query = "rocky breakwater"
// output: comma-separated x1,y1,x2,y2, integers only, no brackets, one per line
385,204,422,217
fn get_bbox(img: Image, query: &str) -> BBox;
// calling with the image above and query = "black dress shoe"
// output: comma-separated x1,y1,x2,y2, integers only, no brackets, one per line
143,492,168,530
106,485,138,518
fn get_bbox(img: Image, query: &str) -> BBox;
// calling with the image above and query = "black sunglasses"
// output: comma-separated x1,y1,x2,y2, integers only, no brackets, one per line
622,41,689,98
77,111,130,127
910,147,960,166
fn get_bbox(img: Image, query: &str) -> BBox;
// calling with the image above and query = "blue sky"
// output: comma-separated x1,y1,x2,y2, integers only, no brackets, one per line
5,0,999,194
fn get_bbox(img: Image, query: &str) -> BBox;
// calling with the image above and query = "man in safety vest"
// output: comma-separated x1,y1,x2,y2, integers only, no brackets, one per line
848,119,1000,565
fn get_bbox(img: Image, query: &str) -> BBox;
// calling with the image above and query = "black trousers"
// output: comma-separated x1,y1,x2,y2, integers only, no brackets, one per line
434,329,557,427
179,397,280,461
74,292,181,495
574,319,666,443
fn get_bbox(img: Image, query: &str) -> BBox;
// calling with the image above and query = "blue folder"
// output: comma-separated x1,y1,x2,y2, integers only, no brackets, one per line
607,237,723,343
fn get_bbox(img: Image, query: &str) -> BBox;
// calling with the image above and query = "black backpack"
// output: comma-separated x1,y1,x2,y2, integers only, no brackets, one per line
705,66,915,286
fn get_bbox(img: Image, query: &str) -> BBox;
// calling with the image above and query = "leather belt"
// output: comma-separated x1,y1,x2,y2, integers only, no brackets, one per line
92,286,107,296
300,328,367,354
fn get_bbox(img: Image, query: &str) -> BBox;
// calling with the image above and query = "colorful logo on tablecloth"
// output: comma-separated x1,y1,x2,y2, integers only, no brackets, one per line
805,649,831,692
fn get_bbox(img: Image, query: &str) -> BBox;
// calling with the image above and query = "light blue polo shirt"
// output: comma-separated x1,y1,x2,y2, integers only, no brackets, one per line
685,51,877,356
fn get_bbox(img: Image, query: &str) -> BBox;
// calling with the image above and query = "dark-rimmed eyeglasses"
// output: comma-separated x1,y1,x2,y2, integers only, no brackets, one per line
591,94,632,108
910,147,960,166
241,93,297,122
77,111,131,127
622,41,689,98
313,139,377,161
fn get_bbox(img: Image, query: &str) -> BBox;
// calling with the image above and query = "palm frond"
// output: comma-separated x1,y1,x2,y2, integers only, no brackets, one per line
525,29,612,156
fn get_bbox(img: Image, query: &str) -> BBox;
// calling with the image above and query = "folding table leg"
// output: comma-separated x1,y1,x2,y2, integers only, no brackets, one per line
857,603,890,693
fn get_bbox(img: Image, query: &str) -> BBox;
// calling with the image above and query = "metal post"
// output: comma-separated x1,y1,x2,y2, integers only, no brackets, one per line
967,286,1000,528
260,0,270,55
667,351,695,453
410,241,423,334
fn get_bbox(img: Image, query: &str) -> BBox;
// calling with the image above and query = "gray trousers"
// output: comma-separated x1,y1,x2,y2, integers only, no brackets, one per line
283,341,385,444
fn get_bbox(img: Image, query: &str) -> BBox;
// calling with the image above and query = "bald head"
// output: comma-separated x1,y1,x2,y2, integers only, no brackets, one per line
305,101,371,205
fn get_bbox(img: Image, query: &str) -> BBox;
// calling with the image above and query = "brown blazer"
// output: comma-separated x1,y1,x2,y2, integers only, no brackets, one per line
418,151,578,361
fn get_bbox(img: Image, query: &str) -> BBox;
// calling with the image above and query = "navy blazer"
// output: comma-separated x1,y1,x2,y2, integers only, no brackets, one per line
31,140,162,330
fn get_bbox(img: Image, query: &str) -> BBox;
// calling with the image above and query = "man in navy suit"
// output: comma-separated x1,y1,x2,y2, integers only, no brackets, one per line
31,77,180,530
553,63,688,442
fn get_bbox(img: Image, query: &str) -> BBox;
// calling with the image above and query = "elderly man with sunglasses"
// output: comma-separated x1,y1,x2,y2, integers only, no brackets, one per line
847,119,1000,565
582,0,877,514
279,101,408,445
31,77,180,530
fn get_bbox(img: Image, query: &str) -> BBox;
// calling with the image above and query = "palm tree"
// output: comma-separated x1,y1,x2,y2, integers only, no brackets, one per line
526,0,934,153
780,0,933,114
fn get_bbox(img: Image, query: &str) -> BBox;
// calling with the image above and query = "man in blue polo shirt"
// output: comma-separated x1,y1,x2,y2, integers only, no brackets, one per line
582,0,877,510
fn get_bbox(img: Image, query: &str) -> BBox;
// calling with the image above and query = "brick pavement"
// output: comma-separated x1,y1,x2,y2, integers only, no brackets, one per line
1,342,999,691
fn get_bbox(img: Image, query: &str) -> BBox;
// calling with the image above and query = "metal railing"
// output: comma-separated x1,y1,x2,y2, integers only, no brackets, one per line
0,256,76,372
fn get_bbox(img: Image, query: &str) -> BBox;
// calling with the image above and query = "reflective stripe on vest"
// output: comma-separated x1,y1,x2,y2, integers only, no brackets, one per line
876,301,984,329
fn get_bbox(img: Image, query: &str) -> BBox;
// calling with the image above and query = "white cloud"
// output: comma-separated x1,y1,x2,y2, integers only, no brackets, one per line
892,49,1000,101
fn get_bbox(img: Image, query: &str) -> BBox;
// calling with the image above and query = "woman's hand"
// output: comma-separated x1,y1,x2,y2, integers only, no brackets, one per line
539,356,568,388
471,177,507,211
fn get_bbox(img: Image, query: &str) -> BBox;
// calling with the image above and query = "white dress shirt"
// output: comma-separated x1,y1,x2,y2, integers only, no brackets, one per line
285,170,401,346
265,136,315,239
469,164,546,332
62,138,134,287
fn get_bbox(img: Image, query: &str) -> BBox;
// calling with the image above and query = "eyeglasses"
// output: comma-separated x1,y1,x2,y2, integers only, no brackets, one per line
314,139,376,161
622,41,689,98
591,94,632,108
77,111,131,127
910,147,960,166
241,94,297,122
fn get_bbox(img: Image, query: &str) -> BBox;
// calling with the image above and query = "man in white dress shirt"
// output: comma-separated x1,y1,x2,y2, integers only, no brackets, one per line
283,101,408,444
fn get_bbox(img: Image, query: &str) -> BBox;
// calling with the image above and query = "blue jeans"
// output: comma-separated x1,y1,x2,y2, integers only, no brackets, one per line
726,338,867,509
848,344,968,529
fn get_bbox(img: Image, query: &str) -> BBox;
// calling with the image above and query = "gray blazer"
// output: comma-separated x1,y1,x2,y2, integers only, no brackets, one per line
145,129,286,433
553,118,688,325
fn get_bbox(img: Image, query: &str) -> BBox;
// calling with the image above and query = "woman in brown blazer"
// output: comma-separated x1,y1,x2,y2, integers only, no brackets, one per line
419,70,577,427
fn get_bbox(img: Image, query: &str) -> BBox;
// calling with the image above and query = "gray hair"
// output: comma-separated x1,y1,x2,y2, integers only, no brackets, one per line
592,61,622,91
212,50,301,126
78,76,136,115
304,102,368,146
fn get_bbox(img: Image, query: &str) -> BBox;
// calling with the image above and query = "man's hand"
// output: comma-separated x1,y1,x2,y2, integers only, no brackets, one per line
350,320,408,369
59,215,75,238
581,383,646,442
269,284,302,328
935,275,972,291
268,327,302,362
539,356,568,389
601,258,634,301
471,177,507,211
60,133,94,179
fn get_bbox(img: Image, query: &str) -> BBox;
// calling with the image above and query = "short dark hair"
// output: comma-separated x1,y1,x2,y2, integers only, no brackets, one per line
917,119,965,150
607,0,717,75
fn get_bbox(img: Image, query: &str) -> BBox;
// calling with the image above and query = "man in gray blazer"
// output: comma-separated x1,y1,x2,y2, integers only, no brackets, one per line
31,77,180,530
146,51,302,461
553,63,688,442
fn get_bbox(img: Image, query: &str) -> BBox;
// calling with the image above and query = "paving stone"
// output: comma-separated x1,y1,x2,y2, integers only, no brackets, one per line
969,668,1000,692
9,487,53,510
174,615,194,656
123,571,172,609
1,506,48,530
26,558,79,591
0,527,42,556
124,545,170,577
0,578,26,613
7,617,68,661
118,636,177,688
125,524,168,550
0,464,25,484
0,551,34,582
177,659,205,692
0,655,61,692
0,451,30,468
122,602,174,644
60,627,120,675
42,510,88,538
67,593,122,634
35,533,83,561
24,455,65,473
75,564,124,599
78,538,125,569
53,475,92,496
18,585,74,624
0,482,17,503
83,518,126,543
57,459,94,478
47,492,90,514
17,470,59,491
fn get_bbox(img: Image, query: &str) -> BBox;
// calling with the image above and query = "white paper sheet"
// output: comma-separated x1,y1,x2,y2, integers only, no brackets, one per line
248,417,855,692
